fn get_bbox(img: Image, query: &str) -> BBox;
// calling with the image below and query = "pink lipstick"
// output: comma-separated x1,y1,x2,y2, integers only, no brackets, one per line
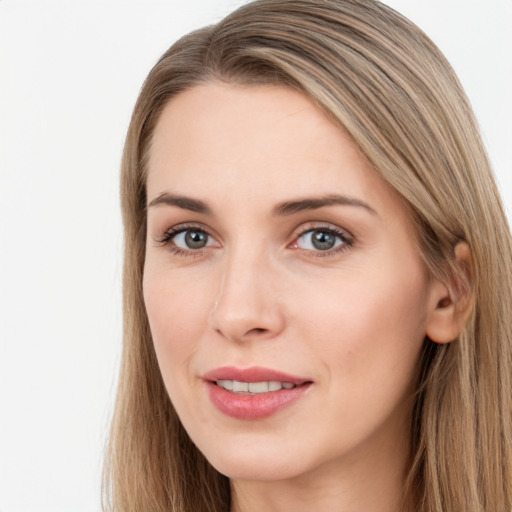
203,366,313,420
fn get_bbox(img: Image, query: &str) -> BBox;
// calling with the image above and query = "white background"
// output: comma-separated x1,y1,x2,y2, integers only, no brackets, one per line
0,1,510,511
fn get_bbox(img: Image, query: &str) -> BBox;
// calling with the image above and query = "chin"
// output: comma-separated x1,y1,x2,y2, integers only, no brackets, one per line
197,436,315,482
211,457,304,482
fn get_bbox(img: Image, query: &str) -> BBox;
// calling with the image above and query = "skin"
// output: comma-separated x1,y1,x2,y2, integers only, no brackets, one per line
143,83,457,512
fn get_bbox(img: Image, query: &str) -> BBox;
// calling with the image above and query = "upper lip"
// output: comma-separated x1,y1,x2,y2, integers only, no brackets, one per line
203,366,312,385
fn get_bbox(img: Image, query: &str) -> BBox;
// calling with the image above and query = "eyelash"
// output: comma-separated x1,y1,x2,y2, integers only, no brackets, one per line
156,223,211,258
155,223,354,258
294,224,353,258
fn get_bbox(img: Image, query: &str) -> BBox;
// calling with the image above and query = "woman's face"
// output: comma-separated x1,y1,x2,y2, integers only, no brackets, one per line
143,83,441,483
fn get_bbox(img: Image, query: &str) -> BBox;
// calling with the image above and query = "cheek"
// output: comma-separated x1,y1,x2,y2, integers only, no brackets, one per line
288,264,430,447
299,262,430,390
142,266,213,378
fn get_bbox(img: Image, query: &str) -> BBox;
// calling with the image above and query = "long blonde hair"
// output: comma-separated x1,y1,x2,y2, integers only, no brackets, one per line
103,1,512,510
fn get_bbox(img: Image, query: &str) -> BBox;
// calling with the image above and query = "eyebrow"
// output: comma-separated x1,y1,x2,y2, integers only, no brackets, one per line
147,192,377,217
147,192,212,214
272,194,378,217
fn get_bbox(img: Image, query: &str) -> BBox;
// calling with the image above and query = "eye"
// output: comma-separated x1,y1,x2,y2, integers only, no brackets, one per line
173,229,213,250
294,226,352,253
156,225,219,254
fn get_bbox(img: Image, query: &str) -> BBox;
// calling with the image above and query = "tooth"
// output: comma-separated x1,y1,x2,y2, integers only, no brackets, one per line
248,381,269,393
268,381,283,391
217,380,296,393
217,379,233,390
233,380,249,392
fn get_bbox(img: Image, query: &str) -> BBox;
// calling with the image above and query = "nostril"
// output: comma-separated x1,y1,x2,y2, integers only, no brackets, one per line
248,327,268,335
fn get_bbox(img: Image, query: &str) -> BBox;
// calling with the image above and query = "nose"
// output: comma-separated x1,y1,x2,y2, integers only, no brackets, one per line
209,247,286,343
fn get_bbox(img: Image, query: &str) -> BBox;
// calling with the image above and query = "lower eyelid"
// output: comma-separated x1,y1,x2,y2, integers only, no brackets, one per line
168,246,208,258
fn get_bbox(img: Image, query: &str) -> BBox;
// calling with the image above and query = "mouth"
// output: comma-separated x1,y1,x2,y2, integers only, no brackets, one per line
215,379,298,394
203,366,313,420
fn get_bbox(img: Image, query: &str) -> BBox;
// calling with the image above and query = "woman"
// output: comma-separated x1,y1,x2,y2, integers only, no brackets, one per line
103,0,512,510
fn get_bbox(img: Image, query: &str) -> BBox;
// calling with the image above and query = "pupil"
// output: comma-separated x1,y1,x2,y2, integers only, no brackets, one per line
185,231,207,249
312,231,335,250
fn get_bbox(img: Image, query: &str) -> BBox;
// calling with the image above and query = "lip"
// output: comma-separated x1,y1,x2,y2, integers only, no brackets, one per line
203,366,313,420
203,366,311,385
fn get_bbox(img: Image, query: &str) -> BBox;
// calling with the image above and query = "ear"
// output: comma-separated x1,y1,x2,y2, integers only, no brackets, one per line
425,242,474,344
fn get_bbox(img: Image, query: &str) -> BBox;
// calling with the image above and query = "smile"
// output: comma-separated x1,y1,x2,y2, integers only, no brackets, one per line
203,367,313,420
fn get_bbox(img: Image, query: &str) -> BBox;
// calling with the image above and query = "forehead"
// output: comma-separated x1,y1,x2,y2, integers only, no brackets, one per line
147,82,408,224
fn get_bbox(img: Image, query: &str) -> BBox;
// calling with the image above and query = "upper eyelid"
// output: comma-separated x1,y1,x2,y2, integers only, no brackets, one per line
156,222,216,240
293,221,353,240
293,227,353,248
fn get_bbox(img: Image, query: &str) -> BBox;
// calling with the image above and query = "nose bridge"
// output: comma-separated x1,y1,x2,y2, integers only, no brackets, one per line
210,239,284,341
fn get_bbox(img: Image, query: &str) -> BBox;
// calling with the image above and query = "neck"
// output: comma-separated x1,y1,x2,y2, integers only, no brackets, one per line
231,463,406,512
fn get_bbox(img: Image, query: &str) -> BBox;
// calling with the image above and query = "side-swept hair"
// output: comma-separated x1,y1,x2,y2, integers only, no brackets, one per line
104,1,512,510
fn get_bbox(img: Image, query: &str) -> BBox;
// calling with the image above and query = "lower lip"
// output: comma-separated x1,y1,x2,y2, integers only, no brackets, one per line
206,381,311,420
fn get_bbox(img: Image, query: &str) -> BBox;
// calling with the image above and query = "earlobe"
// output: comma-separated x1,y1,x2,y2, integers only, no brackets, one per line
425,242,474,344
